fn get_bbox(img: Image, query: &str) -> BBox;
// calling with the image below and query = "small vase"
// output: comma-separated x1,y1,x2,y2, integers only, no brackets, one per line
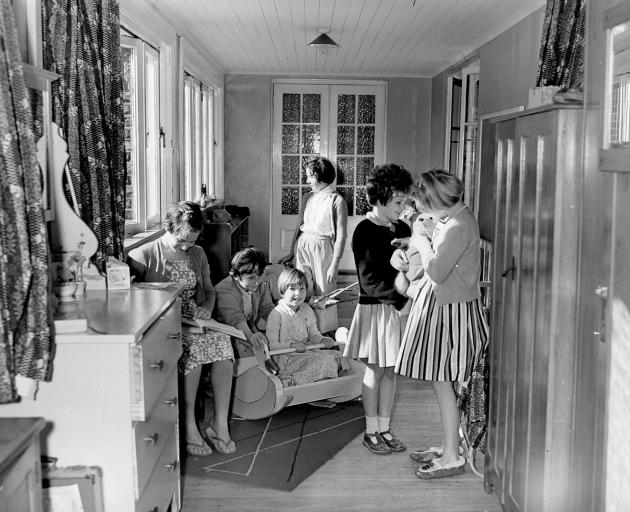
52,282,78,303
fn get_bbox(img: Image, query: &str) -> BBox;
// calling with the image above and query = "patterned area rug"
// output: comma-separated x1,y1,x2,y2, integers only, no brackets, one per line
183,400,364,491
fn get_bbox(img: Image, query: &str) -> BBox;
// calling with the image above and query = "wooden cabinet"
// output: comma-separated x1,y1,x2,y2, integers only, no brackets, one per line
483,105,582,511
0,286,182,512
0,418,45,512
197,215,249,283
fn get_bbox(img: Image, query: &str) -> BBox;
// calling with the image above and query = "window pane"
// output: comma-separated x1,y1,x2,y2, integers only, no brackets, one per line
337,125,355,155
282,155,300,184
356,157,373,185
281,187,300,215
358,95,375,123
282,125,300,153
301,125,320,154
183,78,193,200
355,189,369,216
144,46,160,219
337,94,355,123
121,44,138,222
282,93,300,123
302,94,321,123
357,126,375,154
337,186,354,215
337,157,354,186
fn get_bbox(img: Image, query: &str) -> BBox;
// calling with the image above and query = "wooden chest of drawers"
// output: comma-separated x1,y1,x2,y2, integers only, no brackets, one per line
0,285,183,512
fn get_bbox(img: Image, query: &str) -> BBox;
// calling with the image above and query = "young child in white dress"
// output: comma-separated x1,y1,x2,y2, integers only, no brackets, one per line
266,268,347,387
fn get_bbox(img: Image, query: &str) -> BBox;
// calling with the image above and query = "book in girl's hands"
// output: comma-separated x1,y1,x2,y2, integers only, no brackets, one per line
181,317,246,340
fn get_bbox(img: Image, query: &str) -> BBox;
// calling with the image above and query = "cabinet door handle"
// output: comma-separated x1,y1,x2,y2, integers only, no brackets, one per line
143,433,159,444
501,256,516,280
165,460,179,472
593,286,608,343
149,360,164,371
168,333,180,341
148,507,159,512
162,397,178,406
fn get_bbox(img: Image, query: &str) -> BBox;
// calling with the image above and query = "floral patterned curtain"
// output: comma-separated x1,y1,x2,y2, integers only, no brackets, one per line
42,0,127,268
0,0,54,403
536,0,587,90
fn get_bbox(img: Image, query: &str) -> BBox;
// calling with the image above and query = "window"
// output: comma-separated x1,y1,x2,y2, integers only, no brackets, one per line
183,73,215,202
121,34,161,236
445,62,480,213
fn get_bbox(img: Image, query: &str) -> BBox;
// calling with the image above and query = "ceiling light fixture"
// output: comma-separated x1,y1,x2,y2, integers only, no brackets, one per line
308,31,339,48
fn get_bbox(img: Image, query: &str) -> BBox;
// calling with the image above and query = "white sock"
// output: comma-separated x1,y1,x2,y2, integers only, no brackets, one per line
365,416,378,434
378,416,390,433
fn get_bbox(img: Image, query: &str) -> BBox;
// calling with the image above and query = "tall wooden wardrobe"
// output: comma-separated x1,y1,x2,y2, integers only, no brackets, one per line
480,104,583,512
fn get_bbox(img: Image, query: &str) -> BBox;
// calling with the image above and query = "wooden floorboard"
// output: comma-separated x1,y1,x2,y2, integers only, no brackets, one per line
180,276,502,511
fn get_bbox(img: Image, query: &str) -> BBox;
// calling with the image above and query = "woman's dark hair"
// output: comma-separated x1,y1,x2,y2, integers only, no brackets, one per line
305,157,336,185
164,201,204,233
229,246,267,277
365,163,413,206
414,169,464,211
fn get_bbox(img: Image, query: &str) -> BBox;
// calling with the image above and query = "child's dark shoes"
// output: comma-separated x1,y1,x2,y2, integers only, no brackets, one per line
362,432,392,455
379,430,407,452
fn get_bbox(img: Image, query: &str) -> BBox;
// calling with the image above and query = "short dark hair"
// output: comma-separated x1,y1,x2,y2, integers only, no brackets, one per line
305,157,336,185
365,163,413,206
276,267,307,295
229,246,267,277
164,201,204,233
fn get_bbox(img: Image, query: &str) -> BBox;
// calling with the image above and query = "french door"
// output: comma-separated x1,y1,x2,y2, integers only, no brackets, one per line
270,81,386,270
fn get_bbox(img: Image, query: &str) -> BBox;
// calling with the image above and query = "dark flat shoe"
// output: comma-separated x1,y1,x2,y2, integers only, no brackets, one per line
380,430,407,452
362,432,392,455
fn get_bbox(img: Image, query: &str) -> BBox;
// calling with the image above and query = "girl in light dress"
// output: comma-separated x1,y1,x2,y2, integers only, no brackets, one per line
266,268,347,387
279,157,348,334
394,169,489,479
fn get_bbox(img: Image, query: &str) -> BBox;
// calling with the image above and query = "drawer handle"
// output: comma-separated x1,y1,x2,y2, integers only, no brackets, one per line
165,460,179,472
148,507,158,512
149,360,164,371
162,397,178,406
143,433,159,444
168,333,180,340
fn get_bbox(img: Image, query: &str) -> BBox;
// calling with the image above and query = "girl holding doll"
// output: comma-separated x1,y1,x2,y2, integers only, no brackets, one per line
394,169,489,479
343,163,413,455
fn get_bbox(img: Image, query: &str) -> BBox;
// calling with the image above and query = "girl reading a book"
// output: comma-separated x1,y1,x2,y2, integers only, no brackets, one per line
266,268,347,387
127,201,236,456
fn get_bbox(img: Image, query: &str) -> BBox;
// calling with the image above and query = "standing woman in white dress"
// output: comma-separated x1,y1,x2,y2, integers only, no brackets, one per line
279,157,348,334
394,169,489,479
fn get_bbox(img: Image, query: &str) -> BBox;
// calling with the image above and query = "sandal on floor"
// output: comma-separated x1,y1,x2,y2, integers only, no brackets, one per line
205,425,236,454
186,441,213,457
379,430,407,452
415,456,466,479
362,432,392,455
409,445,464,463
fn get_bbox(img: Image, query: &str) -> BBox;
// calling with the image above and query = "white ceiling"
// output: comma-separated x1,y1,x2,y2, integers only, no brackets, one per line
148,0,545,77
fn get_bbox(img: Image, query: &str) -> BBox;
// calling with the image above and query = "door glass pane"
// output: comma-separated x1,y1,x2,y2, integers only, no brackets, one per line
357,126,375,154
301,125,320,153
302,94,321,123
337,157,354,186
282,155,300,184
281,187,299,215
282,125,300,153
121,44,138,222
337,126,355,155
335,93,377,215
337,94,356,123
282,94,300,122
280,92,322,213
358,95,375,123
